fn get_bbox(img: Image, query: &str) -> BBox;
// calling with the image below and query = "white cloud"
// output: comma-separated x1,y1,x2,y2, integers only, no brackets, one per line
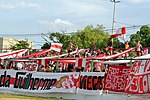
38,19,73,32
54,19,73,26
128,0,150,4
0,0,42,10
52,0,107,16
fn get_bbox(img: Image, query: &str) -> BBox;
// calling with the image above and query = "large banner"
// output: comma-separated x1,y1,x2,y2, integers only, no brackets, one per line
104,65,130,92
0,70,105,95
0,70,77,93
125,60,150,94
77,72,105,95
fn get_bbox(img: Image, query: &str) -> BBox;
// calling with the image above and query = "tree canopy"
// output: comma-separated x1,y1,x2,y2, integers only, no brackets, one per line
129,25,150,47
41,24,124,52
10,40,30,50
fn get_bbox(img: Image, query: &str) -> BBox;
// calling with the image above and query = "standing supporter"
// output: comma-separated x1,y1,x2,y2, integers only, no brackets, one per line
46,63,52,72
84,49,91,57
37,65,46,72
125,41,129,50
58,63,63,73
91,50,97,57
67,63,74,72
97,49,101,56
0,63,4,69
106,38,113,55
84,63,92,72
124,41,130,58
7,61,14,69
136,41,143,56
95,64,101,72
67,42,75,53
16,62,23,70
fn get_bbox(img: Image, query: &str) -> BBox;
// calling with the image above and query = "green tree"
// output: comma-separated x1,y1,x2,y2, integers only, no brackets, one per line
41,42,50,49
71,24,110,50
41,24,124,51
138,25,150,47
113,38,124,49
10,40,30,50
41,32,71,50
129,33,140,47
129,25,150,47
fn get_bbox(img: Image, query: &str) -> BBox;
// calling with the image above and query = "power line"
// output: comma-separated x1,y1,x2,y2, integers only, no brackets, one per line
0,24,149,36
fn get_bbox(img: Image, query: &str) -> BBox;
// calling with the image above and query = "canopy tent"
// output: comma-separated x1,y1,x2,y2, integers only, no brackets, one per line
0,49,28,59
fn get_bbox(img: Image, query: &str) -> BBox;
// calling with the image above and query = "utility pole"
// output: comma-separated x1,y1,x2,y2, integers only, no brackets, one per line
110,0,120,35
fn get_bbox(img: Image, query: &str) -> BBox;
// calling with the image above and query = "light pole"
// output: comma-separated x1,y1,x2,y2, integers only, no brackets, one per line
110,0,120,35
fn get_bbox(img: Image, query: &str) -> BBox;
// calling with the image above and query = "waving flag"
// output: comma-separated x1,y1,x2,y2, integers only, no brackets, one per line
110,27,126,39
50,43,63,52
116,27,126,34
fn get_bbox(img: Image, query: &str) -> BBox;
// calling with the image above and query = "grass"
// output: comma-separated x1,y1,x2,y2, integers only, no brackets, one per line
0,93,65,100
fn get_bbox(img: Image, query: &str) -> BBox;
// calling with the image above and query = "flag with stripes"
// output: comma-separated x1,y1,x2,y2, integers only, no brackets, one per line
50,43,63,52
75,58,86,68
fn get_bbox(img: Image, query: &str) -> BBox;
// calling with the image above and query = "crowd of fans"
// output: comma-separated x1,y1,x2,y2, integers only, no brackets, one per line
0,40,146,73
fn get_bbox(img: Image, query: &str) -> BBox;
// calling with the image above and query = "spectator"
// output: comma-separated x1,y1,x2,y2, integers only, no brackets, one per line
124,41,130,58
136,41,143,56
106,38,113,55
0,63,4,69
16,62,23,70
84,63,92,72
38,65,46,72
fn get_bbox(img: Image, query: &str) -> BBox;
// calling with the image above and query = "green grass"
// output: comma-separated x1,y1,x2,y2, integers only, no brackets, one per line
0,93,65,100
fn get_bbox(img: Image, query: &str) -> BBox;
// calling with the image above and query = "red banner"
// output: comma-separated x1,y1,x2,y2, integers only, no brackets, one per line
125,73,150,94
104,65,130,92
125,60,150,94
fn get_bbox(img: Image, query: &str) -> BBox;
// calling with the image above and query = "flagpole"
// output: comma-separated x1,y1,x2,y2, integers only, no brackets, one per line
110,0,120,46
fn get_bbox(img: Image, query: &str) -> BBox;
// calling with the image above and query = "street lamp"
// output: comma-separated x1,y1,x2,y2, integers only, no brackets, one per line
110,0,120,35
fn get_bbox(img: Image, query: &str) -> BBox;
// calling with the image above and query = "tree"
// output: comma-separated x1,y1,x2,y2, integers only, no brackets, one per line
10,40,30,50
129,25,150,47
41,42,50,49
41,24,124,52
41,32,71,50
138,25,150,47
71,25,110,50
129,33,140,47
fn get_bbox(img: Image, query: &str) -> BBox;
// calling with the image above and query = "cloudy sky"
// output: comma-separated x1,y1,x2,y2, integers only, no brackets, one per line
0,0,149,49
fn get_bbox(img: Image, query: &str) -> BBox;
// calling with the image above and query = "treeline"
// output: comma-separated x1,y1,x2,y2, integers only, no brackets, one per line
41,25,150,52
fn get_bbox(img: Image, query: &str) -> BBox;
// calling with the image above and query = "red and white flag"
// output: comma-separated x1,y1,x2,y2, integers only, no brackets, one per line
75,58,86,68
116,27,126,34
110,27,126,40
50,43,63,52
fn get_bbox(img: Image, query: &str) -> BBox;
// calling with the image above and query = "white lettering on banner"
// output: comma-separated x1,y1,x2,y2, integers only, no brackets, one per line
131,60,150,74
125,74,150,94
105,66,130,92
125,60,150,94
144,60,150,72
143,75,148,93
148,74,150,91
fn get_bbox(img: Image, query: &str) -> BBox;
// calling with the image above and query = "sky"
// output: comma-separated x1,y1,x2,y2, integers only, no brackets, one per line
0,0,150,49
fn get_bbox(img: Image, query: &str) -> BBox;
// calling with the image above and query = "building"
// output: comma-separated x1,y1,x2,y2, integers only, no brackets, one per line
0,37,34,53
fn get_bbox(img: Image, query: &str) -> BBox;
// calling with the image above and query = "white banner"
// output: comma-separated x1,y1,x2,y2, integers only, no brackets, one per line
76,72,105,95
0,70,78,93
0,70,105,95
